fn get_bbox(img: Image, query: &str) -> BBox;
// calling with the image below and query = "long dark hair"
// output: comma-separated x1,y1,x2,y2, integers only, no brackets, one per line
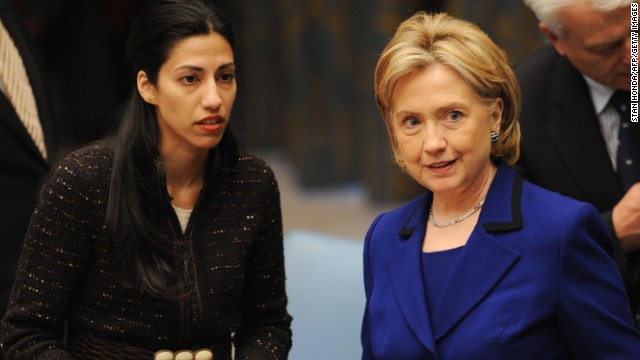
105,0,236,298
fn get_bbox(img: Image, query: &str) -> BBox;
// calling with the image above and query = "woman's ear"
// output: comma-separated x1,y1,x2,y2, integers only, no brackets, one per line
491,97,504,132
137,70,157,105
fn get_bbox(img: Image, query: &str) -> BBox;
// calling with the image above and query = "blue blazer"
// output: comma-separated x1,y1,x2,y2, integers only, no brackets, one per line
361,164,640,359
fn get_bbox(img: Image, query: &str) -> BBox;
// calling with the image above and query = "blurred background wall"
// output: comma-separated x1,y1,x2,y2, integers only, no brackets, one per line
12,0,545,204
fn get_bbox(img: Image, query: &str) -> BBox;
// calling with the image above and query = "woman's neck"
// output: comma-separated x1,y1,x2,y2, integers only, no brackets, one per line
161,147,208,209
431,163,497,219
423,163,498,252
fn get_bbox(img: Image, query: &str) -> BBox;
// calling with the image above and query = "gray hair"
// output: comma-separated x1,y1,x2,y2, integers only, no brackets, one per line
524,0,631,37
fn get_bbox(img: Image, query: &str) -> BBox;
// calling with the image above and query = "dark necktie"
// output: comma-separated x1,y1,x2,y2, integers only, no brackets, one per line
610,90,640,191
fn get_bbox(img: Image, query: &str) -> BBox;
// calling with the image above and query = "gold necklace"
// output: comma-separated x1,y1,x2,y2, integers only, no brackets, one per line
428,198,485,228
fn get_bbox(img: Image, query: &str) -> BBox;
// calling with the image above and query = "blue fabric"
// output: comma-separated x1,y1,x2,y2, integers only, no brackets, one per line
421,247,464,318
361,164,640,359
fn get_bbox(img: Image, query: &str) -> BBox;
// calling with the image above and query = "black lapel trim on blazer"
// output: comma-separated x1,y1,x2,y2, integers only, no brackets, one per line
398,197,426,238
482,174,523,232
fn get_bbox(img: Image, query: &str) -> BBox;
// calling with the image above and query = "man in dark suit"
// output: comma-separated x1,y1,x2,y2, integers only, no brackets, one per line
516,0,639,319
0,0,57,343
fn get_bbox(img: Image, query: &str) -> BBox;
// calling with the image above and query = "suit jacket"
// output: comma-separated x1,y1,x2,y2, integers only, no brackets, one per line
0,0,56,314
361,164,640,359
514,44,640,314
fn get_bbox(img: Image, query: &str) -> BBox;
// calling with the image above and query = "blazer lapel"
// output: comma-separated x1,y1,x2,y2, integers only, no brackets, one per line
431,164,522,340
0,3,54,162
0,92,45,163
546,58,622,206
385,196,438,356
430,230,519,340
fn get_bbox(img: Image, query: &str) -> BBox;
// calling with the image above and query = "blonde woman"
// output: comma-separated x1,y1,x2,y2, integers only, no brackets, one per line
361,12,640,359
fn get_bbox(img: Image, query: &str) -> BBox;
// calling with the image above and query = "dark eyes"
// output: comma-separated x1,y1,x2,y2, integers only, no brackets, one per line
180,70,235,85
182,75,198,84
218,72,235,83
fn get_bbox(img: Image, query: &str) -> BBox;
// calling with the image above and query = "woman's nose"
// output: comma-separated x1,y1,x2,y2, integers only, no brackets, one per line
421,126,446,153
202,80,223,110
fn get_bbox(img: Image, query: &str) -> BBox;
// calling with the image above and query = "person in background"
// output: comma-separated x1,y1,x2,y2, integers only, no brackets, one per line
0,2,57,359
515,0,640,320
0,1,292,359
361,11,640,359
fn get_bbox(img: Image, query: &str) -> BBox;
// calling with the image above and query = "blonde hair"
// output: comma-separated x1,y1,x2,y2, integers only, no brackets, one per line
374,12,521,166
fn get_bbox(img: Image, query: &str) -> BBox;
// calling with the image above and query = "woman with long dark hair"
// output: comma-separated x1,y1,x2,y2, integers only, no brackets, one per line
0,1,292,359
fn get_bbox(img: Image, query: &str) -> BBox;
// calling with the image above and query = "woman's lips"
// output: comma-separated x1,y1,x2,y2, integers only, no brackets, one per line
427,159,456,172
196,117,224,132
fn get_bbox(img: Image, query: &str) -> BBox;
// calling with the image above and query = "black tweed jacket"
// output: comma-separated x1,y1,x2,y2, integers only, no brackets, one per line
1,144,292,359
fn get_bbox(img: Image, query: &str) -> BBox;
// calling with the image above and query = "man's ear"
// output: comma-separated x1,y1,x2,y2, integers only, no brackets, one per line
539,22,566,56
137,70,157,105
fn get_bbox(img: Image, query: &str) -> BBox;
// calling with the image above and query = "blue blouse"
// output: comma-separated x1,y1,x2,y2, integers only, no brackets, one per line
421,246,464,317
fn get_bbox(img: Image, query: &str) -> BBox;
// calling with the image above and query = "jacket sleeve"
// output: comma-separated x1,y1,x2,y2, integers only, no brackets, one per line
558,203,640,359
361,214,383,360
233,167,293,359
1,155,95,360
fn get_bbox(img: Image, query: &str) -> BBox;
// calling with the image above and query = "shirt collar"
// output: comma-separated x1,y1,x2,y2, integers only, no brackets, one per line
583,75,616,115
